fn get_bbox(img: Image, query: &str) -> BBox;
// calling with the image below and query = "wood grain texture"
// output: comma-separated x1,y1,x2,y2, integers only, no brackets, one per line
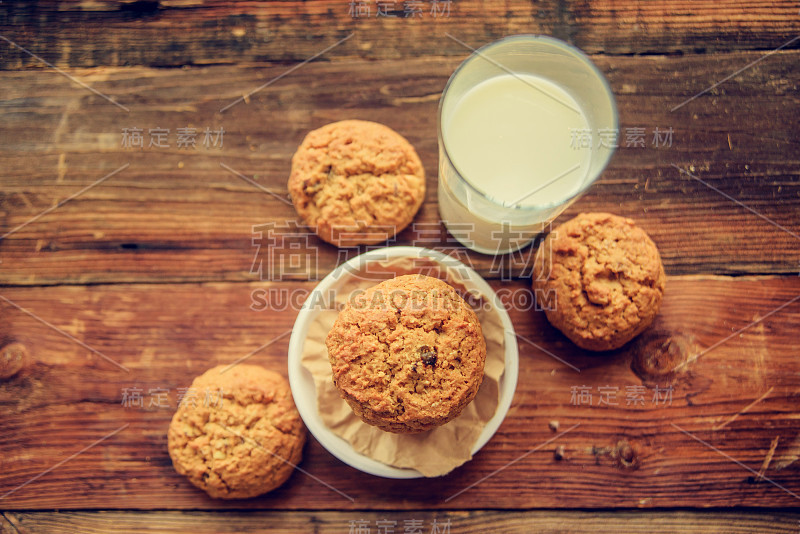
0,276,798,509
570,1,800,55
1,1,799,70
2,0,799,524
0,514,20,534
4,510,800,534
1,52,798,285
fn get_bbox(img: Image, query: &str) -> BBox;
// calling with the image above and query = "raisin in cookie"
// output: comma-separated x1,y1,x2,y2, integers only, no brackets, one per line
167,364,306,499
532,212,666,351
288,120,426,247
325,274,486,433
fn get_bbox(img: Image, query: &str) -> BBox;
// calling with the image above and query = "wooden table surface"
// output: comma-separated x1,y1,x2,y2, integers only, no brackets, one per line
1,1,799,532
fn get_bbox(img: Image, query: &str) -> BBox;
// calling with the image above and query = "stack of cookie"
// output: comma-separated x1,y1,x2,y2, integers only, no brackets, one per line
325,274,487,434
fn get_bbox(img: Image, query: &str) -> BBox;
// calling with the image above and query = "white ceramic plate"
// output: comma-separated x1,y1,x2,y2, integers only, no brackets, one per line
287,246,519,478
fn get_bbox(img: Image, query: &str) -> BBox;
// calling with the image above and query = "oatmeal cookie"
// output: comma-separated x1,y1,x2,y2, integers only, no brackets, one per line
288,120,426,247
167,364,306,499
325,274,486,433
532,212,666,351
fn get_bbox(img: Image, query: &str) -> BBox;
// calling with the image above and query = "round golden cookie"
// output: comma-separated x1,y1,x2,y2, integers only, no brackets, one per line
325,274,487,434
532,212,666,351
167,364,306,499
288,120,426,247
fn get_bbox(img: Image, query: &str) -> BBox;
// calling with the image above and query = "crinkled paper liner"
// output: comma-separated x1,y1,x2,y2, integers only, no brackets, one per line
300,256,506,477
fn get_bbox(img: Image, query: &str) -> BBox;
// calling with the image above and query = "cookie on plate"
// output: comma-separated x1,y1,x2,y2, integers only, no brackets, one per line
167,364,306,499
325,274,486,433
288,120,426,247
532,212,666,351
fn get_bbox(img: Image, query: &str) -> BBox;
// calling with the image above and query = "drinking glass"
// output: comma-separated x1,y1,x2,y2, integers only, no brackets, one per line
438,35,618,254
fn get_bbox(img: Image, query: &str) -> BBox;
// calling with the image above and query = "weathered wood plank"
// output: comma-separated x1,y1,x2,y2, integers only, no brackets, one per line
1,1,799,70
0,514,20,534
0,276,798,509
5,510,800,534
1,52,798,285
0,0,559,69
570,1,800,55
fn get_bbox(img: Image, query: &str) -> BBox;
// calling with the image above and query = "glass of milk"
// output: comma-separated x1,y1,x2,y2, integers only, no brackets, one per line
438,35,618,254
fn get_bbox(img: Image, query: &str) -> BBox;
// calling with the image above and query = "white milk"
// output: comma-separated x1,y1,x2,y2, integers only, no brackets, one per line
444,73,590,207
439,73,592,253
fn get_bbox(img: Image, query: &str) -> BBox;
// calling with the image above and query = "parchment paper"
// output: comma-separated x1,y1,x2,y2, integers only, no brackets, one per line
300,256,506,477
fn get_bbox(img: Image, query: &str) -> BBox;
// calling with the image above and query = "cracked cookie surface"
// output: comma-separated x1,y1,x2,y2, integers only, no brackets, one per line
167,364,306,499
532,212,666,351
325,274,487,433
288,120,425,247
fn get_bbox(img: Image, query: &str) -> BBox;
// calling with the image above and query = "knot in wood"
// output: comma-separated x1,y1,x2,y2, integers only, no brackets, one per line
631,331,694,385
0,342,28,380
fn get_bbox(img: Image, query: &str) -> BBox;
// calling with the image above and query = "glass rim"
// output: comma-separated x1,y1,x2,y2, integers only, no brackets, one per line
438,34,619,212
